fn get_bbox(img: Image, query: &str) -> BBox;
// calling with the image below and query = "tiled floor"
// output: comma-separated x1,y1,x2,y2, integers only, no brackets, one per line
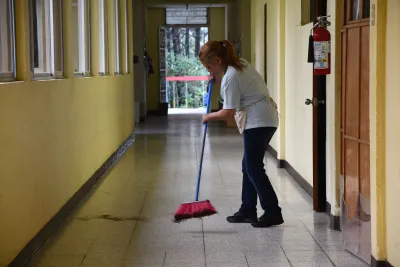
27,114,370,267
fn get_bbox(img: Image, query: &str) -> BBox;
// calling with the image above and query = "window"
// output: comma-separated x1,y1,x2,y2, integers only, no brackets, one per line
99,0,108,75
344,0,371,25
350,0,370,20
72,0,91,76
0,0,15,81
30,0,63,79
165,7,208,25
123,0,129,73
114,0,121,74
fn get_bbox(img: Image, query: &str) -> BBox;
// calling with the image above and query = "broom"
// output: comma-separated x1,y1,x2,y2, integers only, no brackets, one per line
173,78,217,223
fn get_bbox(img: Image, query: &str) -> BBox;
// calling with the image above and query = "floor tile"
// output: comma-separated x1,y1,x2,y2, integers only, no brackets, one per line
206,252,247,264
281,240,322,251
285,250,331,263
164,251,205,265
122,264,162,267
25,114,366,267
247,257,291,267
80,253,124,267
290,262,334,267
27,254,85,267
245,250,288,265
123,251,166,265
334,262,370,267
207,263,248,267
325,250,370,266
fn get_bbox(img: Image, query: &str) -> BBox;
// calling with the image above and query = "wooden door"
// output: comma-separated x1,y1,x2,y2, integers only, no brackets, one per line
340,0,371,264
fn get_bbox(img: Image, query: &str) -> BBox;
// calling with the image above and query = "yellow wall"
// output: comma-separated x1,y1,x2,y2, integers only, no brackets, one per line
252,0,339,209
284,0,314,185
370,0,387,261
0,0,134,265
252,0,280,154
237,0,252,63
146,8,165,111
385,0,400,265
146,7,226,112
209,7,226,110
254,0,314,186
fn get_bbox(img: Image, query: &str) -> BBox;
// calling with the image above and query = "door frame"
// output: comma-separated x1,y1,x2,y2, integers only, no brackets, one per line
311,0,328,213
162,25,210,112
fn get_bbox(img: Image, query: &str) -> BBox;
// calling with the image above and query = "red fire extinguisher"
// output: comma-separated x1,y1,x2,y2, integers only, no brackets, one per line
308,16,331,75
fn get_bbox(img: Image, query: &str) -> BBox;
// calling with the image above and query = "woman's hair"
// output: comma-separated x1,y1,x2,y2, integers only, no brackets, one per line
198,40,244,71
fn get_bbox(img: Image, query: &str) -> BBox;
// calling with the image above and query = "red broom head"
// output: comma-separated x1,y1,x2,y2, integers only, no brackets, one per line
173,200,217,223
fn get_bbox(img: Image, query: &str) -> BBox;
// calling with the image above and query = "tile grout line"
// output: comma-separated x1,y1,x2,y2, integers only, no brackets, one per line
78,220,106,267
201,219,207,267
212,148,228,194
300,220,338,267
79,253,88,267
121,194,148,265
244,253,250,267
162,251,167,267
279,243,293,267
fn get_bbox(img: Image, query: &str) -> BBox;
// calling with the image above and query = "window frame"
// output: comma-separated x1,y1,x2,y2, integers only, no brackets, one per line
123,0,129,74
165,7,209,26
73,0,91,77
98,0,109,76
113,0,121,75
29,0,64,81
53,0,64,78
0,0,16,82
344,0,370,26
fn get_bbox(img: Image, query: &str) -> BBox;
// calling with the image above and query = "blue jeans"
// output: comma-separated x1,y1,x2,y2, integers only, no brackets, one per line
239,127,282,216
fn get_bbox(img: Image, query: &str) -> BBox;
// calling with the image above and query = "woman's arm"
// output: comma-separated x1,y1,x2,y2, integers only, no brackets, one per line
203,74,239,124
202,109,236,124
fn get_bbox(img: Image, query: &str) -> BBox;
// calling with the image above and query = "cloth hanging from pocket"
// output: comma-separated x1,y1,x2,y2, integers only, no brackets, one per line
234,94,278,134
234,108,247,134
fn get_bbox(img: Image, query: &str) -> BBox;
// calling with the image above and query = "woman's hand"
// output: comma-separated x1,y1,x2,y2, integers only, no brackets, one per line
202,109,236,124
208,73,222,86
202,114,209,124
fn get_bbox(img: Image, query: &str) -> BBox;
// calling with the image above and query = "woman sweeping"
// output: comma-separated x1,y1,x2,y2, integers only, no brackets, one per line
199,40,283,228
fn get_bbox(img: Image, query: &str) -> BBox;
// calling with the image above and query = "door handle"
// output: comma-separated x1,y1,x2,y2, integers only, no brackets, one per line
305,98,325,106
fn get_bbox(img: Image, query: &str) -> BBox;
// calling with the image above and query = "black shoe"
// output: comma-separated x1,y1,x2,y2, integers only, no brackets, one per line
251,213,284,228
226,211,257,223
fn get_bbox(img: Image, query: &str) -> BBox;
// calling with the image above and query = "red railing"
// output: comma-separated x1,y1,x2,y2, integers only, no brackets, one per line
166,76,209,81
166,76,208,108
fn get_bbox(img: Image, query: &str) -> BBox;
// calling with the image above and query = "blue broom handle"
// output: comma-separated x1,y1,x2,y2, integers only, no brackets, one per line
195,79,213,201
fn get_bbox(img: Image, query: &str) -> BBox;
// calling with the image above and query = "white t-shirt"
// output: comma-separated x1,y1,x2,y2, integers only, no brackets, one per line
220,58,279,130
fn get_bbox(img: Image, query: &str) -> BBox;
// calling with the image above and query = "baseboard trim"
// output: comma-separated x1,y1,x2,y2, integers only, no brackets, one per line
8,132,136,267
326,201,341,230
266,145,285,168
277,160,285,168
284,160,314,197
266,145,342,231
371,256,394,267
266,145,313,196
266,145,277,158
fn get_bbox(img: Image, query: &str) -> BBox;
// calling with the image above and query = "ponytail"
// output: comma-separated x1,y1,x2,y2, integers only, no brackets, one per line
199,40,245,72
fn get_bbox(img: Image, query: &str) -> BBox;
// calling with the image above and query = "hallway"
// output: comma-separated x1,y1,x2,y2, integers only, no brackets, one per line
26,115,369,267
